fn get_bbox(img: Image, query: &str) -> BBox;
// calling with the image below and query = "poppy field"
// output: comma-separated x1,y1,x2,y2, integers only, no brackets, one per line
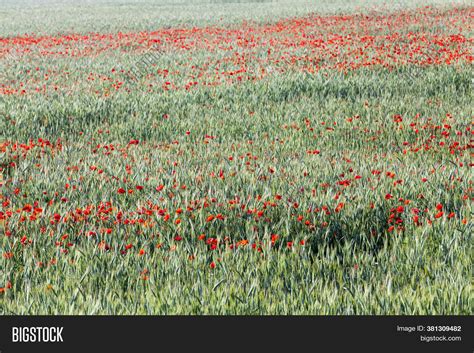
0,0,472,314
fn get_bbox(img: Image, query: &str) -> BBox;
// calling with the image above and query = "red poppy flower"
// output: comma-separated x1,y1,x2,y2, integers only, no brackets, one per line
3,252,13,259
335,202,344,213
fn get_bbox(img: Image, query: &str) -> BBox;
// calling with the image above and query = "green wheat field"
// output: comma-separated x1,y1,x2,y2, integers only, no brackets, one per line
0,0,472,314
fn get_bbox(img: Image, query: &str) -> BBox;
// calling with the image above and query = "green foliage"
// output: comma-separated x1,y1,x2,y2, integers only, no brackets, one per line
0,1,472,314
